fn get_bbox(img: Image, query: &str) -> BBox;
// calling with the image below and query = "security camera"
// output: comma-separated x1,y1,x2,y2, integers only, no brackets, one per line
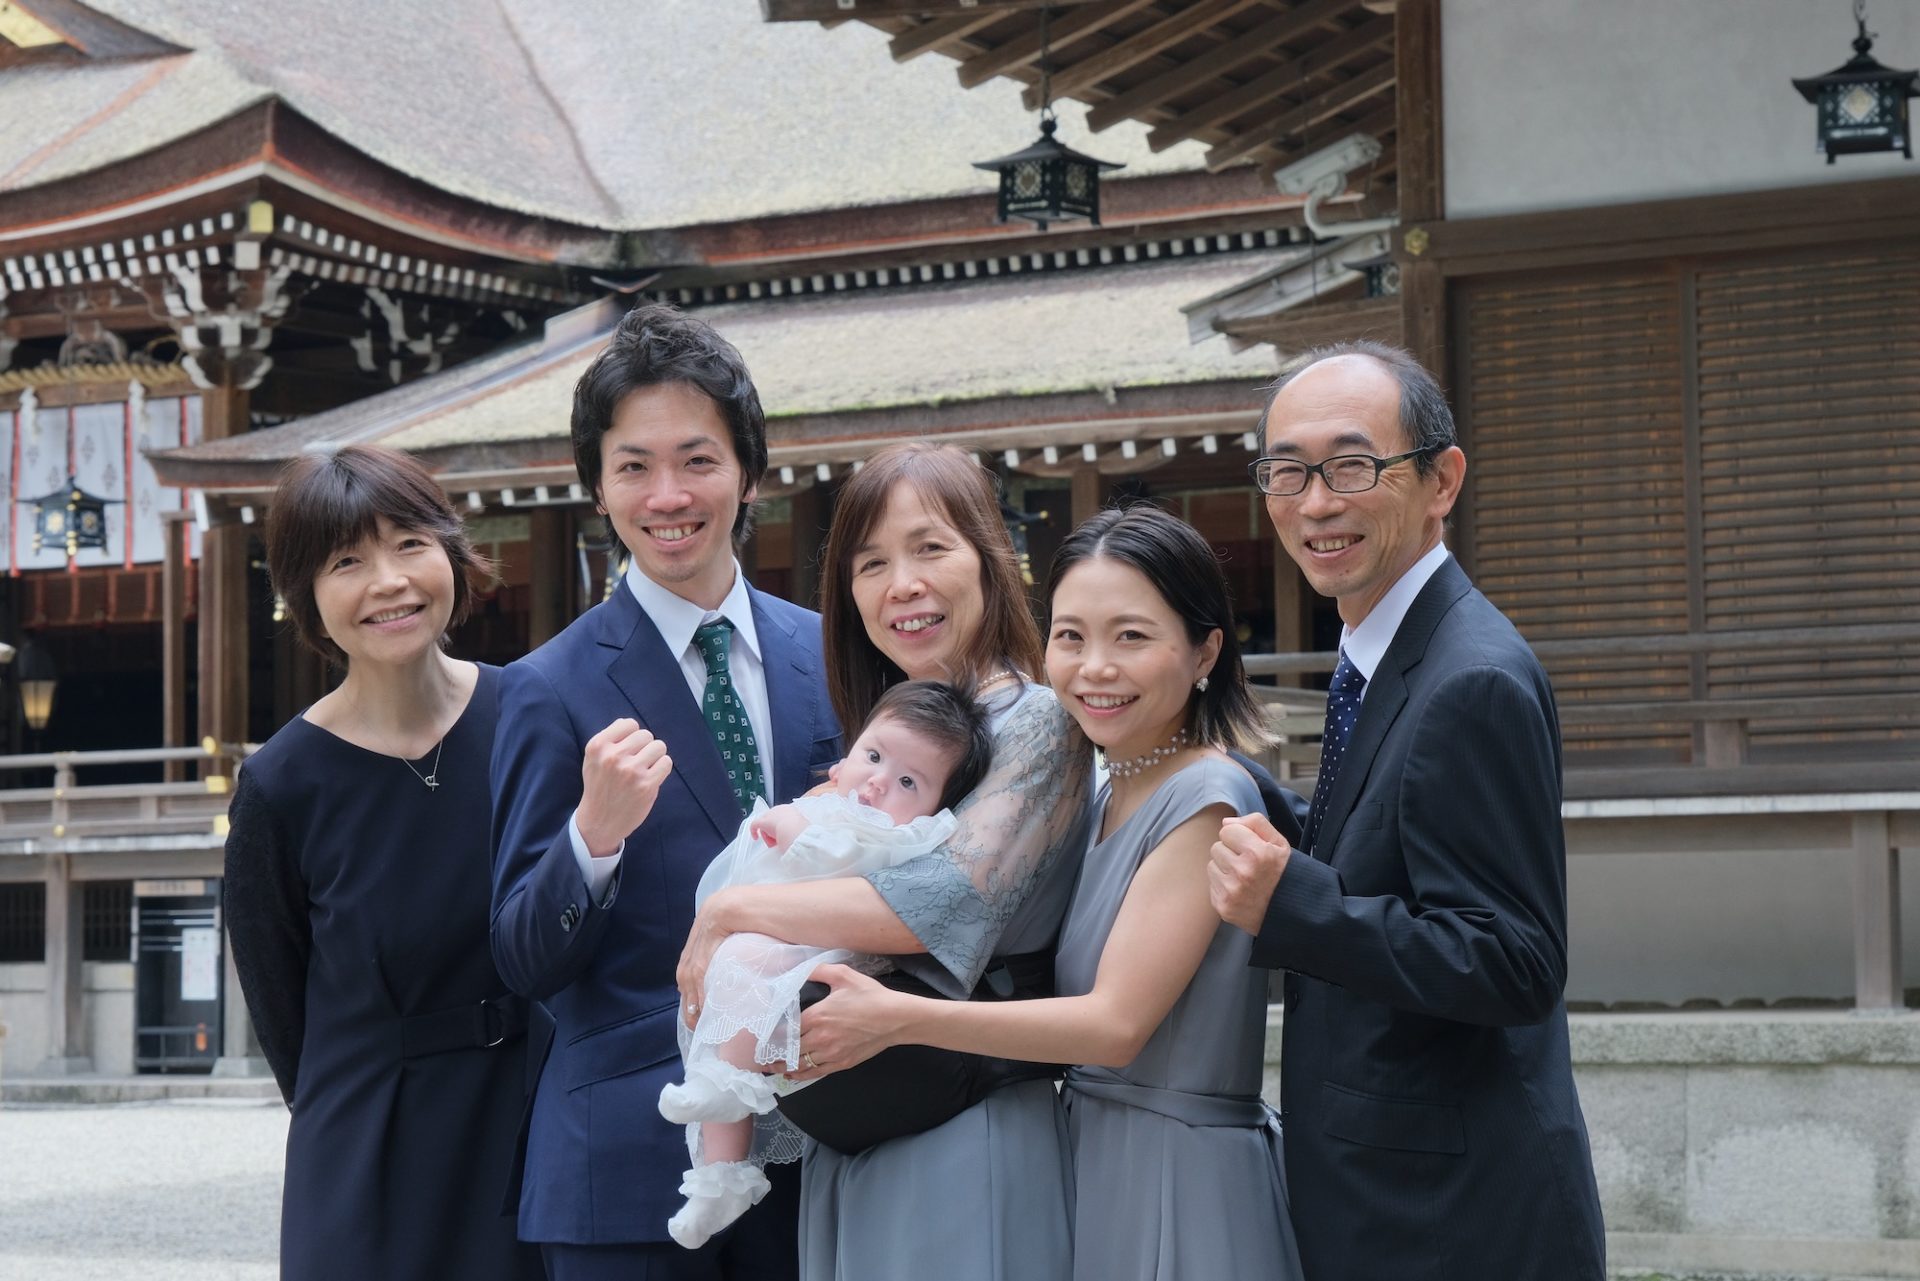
1271,134,1384,200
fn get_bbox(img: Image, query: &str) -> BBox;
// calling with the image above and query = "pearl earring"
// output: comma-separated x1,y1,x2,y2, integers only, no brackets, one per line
1195,676,1209,693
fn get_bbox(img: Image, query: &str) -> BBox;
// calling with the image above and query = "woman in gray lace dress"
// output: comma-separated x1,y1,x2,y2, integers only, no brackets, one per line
676,443,1093,1281
796,504,1304,1281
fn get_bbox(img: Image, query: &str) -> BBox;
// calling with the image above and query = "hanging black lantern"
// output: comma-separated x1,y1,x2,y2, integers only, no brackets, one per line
974,7,1122,230
19,475,123,558
1347,251,1401,299
1793,1,1917,162
999,500,1048,587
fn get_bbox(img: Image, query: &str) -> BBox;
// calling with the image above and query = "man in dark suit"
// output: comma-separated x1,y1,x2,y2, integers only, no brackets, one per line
490,304,839,1281
1209,341,1605,1280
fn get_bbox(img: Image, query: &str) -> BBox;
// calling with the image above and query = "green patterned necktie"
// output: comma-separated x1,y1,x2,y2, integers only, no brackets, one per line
693,618,766,818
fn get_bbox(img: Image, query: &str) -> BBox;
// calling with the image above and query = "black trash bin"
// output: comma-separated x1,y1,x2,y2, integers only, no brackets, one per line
133,879,223,1073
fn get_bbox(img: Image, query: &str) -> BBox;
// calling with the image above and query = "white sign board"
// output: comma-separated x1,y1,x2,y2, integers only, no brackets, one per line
180,927,219,1003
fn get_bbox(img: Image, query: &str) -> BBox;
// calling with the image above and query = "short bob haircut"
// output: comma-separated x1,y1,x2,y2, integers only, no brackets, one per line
266,445,492,666
820,443,1043,735
570,302,768,541
864,679,995,815
1044,503,1269,753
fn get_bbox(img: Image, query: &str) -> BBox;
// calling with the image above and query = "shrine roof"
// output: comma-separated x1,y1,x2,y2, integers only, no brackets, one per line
152,250,1285,485
4,0,1208,233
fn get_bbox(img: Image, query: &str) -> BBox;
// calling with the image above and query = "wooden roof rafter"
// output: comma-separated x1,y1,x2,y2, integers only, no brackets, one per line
785,0,1399,183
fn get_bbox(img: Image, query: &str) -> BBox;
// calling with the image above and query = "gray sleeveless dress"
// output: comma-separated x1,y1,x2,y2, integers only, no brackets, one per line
1057,757,1304,1281
800,684,1094,1281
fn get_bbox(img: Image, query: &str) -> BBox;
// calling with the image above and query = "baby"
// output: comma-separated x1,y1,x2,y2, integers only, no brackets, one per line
659,679,993,1249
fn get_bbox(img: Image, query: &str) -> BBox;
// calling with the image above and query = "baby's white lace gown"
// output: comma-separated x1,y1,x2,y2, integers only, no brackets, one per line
659,792,956,1248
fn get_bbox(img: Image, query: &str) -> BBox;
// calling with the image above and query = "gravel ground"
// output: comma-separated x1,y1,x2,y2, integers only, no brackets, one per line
0,1100,287,1281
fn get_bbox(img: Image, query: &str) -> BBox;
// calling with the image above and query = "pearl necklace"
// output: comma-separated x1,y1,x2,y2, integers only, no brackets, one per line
1102,729,1190,779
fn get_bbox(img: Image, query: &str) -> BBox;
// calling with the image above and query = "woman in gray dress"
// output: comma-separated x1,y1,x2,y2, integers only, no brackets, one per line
796,504,1304,1281
676,443,1093,1281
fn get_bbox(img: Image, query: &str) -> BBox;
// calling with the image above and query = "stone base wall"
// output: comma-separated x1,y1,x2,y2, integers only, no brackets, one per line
1264,1009,1920,1279
0,962,136,1075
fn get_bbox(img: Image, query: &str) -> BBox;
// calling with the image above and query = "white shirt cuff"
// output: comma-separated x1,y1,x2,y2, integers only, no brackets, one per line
568,811,623,902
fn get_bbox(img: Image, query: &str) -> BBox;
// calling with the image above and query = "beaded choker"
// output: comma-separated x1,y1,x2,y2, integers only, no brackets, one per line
1102,729,1190,779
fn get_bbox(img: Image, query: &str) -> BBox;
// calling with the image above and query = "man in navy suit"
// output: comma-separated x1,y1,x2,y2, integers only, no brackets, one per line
1209,342,1605,1280
491,304,839,1281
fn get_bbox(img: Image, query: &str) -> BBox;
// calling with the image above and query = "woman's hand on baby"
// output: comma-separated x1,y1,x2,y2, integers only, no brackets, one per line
677,889,736,1027
789,964,900,1082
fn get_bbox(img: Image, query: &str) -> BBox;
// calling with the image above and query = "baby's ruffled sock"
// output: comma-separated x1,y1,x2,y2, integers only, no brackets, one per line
659,1058,781,1124
667,1161,771,1250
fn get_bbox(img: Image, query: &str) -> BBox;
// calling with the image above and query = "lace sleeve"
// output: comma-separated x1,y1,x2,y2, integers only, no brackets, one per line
864,686,1092,996
223,770,308,1105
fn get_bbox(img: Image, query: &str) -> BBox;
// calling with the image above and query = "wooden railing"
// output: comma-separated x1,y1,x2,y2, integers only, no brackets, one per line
0,742,251,843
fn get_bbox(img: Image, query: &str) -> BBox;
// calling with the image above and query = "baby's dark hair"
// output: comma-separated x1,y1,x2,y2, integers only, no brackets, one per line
864,680,995,813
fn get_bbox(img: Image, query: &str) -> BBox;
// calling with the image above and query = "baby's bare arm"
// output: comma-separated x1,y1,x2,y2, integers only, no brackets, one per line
748,803,812,854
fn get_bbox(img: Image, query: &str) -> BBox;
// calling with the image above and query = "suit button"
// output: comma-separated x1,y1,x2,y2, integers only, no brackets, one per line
560,905,579,932
1283,976,1300,1006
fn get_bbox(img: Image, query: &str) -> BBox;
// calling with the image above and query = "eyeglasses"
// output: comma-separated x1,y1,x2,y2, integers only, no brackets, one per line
1247,447,1431,497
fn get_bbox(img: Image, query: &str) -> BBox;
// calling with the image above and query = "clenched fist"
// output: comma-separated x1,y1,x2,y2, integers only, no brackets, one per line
1208,812,1291,936
575,719,671,856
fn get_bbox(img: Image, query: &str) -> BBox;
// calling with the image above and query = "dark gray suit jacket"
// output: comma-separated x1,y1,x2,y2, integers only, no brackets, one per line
1253,555,1605,1281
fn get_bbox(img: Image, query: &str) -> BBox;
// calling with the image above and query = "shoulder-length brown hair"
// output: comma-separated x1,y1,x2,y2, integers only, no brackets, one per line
265,445,493,666
820,443,1042,734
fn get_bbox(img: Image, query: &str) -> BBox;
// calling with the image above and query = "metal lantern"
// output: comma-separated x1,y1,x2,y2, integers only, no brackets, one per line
16,640,56,732
975,117,1124,230
1793,2,1917,162
973,6,1121,230
999,501,1047,587
1347,251,1401,299
20,475,123,557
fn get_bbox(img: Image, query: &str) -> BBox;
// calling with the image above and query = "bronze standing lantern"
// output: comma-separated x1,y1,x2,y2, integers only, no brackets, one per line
1793,1,1918,162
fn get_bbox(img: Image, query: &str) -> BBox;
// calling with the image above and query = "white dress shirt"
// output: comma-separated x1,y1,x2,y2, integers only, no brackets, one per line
569,558,773,897
1338,541,1451,699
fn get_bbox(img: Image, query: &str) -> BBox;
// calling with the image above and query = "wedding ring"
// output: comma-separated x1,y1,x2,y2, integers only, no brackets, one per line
686,1002,700,1017
802,1051,819,1070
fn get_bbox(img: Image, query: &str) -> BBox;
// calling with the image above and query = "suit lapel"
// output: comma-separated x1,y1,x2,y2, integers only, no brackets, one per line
1310,557,1473,861
598,585,737,841
750,589,818,803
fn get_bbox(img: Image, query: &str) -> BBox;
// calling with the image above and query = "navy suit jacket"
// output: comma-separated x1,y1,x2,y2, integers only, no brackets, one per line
490,580,839,1244
1253,556,1605,1281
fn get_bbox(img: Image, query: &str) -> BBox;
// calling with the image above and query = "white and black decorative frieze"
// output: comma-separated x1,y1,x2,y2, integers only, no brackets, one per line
351,286,463,384
153,261,297,391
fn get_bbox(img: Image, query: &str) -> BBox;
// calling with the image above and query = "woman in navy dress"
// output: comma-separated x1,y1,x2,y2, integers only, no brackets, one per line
224,445,543,1281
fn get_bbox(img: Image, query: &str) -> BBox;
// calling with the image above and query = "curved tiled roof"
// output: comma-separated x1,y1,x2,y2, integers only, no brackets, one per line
5,0,1210,231
153,251,1283,479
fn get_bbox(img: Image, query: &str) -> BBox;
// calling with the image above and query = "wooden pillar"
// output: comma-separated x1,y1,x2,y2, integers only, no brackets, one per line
1271,555,1309,683
1395,0,1447,379
787,483,826,613
162,513,190,783
1852,811,1902,1012
38,852,92,1074
1069,466,1102,528
197,386,251,762
528,507,569,649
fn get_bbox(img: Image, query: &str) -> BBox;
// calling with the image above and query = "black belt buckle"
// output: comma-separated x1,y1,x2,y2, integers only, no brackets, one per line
479,997,509,1048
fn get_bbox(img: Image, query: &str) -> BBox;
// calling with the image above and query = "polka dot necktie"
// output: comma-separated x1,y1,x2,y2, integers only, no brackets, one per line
1305,649,1367,855
693,618,766,819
